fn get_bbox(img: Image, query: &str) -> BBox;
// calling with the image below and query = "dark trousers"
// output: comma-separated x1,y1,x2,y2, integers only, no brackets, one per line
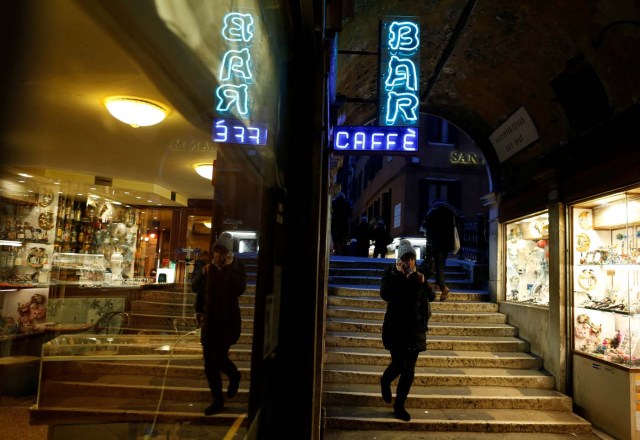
373,245,387,258
202,342,238,403
433,250,448,290
381,348,419,406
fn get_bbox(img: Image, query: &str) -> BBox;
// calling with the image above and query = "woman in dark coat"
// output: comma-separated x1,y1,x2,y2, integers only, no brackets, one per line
193,232,246,415
379,239,434,421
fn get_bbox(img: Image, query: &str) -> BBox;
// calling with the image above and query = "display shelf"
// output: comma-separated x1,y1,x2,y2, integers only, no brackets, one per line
571,192,640,368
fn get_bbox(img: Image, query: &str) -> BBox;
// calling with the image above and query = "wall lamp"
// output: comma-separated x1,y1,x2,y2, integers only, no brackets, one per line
104,97,168,127
194,163,214,180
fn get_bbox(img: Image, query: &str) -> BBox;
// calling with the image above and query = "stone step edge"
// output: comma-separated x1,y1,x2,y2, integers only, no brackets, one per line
323,409,592,434
29,404,249,426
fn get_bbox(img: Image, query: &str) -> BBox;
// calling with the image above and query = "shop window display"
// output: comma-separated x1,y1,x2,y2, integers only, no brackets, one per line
504,211,550,306
571,189,640,367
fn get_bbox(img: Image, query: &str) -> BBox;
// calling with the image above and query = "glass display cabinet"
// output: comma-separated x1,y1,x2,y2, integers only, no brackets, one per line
504,211,550,306
50,252,106,287
570,190,640,368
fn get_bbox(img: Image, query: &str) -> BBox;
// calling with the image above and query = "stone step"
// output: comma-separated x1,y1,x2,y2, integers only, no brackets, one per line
329,295,499,312
121,319,254,335
140,290,197,303
328,286,488,301
326,331,529,352
138,291,255,303
30,398,249,426
38,376,250,403
323,406,592,434
328,274,470,287
327,308,508,324
327,318,518,337
127,306,253,325
325,346,543,369
323,382,572,411
323,364,555,388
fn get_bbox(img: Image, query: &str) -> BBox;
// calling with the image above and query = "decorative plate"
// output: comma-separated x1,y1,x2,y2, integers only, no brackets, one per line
27,247,48,269
578,211,592,230
38,210,55,230
576,233,590,252
38,192,54,208
578,269,597,291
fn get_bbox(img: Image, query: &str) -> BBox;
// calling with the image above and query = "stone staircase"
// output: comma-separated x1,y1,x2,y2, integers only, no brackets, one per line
30,254,258,428
322,257,593,434
30,254,594,436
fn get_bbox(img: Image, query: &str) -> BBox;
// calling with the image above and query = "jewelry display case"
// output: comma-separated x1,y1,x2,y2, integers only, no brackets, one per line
50,252,106,287
504,211,550,306
570,190,640,368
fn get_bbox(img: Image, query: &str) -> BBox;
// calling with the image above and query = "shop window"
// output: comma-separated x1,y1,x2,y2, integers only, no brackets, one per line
570,188,640,367
504,211,550,306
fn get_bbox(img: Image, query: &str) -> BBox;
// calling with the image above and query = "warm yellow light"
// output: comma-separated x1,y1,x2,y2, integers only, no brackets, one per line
203,222,212,228
194,164,213,180
104,97,167,127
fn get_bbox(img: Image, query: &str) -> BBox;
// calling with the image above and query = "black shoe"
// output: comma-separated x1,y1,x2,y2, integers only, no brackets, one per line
204,401,224,416
380,378,392,403
227,371,240,398
394,404,411,421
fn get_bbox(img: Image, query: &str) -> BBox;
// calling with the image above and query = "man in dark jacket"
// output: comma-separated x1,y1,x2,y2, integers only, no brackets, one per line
193,232,246,415
421,200,459,301
379,239,434,421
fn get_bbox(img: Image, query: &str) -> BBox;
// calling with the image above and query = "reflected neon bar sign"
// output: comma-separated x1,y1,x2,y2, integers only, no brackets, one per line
213,12,267,145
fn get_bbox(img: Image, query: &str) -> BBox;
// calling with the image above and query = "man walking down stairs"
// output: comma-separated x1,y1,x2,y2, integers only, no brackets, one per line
323,255,600,438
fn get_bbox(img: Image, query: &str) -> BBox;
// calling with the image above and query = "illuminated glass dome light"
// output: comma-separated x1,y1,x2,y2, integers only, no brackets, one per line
104,97,168,127
194,163,213,180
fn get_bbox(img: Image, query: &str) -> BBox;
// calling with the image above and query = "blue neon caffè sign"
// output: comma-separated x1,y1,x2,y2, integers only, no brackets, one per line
332,16,420,154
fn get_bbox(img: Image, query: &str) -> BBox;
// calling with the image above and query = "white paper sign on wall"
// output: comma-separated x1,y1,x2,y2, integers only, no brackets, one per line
490,106,539,163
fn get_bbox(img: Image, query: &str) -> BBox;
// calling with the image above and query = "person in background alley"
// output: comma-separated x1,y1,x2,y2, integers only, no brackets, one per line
372,219,391,258
193,232,246,415
420,200,460,301
331,192,352,255
353,216,373,257
379,239,434,421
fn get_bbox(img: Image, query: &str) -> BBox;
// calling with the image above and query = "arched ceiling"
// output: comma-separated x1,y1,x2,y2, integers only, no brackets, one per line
0,0,638,206
335,0,640,193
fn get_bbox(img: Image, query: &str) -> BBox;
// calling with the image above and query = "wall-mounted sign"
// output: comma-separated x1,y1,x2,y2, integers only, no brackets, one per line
490,106,539,162
213,12,268,144
331,125,418,154
330,16,420,155
449,151,486,166
379,17,420,127
213,118,267,146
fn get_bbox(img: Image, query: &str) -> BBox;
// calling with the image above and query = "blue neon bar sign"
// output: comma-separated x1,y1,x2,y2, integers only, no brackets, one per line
332,126,418,154
213,12,268,145
379,17,420,127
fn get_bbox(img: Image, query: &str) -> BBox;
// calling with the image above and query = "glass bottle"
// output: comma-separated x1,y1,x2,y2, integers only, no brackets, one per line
7,247,16,268
16,222,25,240
24,222,33,240
6,220,15,240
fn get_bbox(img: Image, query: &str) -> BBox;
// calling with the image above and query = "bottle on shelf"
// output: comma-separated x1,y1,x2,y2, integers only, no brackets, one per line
16,222,25,240
24,222,33,240
7,247,15,268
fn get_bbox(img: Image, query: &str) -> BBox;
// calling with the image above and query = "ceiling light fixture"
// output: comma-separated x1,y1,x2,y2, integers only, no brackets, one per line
194,164,213,180
104,97,168,127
